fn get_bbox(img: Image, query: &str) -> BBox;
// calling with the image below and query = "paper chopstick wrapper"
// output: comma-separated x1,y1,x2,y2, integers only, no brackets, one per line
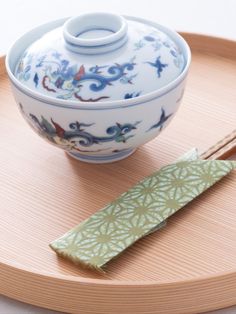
50,150,236,270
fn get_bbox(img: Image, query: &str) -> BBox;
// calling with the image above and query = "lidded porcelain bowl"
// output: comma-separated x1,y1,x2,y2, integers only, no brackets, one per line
6,12,191,163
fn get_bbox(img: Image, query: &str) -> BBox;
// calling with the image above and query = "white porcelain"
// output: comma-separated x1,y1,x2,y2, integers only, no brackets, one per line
6,13,191,163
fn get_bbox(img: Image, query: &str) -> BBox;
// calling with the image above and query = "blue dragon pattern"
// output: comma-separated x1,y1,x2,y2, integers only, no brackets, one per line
17,52,137,102
19,103,140,153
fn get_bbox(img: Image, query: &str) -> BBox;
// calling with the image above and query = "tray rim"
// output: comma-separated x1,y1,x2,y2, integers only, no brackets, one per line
2,257,236,286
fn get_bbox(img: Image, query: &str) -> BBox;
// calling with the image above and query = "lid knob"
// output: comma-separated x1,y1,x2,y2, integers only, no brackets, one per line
63,13,128,54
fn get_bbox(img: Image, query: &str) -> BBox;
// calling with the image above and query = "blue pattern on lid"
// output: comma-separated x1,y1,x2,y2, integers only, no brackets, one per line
15,18,185,103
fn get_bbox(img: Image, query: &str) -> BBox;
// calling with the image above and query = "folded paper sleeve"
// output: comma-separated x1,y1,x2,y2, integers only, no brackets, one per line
50,155,236,270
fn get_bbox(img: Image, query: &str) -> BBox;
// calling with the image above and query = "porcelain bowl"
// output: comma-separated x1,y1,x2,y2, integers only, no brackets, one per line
6,15,191,163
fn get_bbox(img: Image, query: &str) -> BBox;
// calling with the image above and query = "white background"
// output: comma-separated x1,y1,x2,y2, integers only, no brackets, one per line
1,0,236,313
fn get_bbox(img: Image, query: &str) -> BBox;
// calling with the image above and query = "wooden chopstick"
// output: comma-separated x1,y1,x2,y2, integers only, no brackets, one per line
201,129,236,160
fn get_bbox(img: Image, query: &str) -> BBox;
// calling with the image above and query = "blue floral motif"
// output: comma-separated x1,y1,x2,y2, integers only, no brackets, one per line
89,65,109,74
143,35,156,42
152,41,162,51
19,103,140,152
16,51,33,82
170,49,178,58
51,52,61,59
134,40,145,50
33,73,39,87
133,32,184,69
36,55,47,67
147,108,172,132
163,40,171,48
145,56,168,78
73,59,136,92
20,51,138,102
170,47,184,69
124,92,141,99
120,73,137,84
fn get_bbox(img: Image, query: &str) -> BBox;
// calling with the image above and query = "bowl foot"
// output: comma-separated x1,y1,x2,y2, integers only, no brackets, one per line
66,148,136,164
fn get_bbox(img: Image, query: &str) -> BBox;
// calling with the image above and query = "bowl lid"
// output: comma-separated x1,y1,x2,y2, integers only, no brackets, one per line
15,13,187,103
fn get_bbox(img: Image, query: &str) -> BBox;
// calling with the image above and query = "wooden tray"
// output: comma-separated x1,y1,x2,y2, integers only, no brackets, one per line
1,33,236,314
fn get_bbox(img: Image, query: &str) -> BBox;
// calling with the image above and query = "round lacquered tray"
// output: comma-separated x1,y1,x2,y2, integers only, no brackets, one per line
0,33,236,314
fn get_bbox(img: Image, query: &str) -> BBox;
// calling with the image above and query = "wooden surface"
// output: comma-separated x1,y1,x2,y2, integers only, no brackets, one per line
0,34,236,314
